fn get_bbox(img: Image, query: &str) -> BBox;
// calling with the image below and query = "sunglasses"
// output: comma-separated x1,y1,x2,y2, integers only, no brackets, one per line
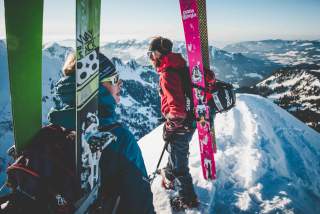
101,74,121,85
147,51,154,60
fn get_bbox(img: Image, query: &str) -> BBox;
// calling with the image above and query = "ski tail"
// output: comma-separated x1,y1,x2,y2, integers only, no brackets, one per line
4,0,43,152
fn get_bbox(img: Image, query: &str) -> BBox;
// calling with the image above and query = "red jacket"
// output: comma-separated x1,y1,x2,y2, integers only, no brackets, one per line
157,52,187,119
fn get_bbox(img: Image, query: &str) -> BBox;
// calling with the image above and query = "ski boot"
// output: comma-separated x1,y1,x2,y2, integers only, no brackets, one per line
158,168,175,190
170,196,200,212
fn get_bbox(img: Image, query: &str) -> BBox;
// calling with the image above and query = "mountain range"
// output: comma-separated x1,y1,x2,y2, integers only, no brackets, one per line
1,38,320,213
232,40,320,132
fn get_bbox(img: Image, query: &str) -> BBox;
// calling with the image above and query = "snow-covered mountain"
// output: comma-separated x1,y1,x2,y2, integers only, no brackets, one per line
140,94,320,214
101,39,280,88
223,39,320,66
239,64,320,132
111,58,161,139
1,38,320,213
42,42,73,123
0,40,161,141
257,64,320,132
231,40,320,133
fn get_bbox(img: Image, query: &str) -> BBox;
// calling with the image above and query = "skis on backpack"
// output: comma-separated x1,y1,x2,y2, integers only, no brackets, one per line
4,0,43,153
75,0,102,212
179,0,216,180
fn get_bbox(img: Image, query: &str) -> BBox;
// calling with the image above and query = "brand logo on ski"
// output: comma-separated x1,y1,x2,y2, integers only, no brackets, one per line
192,65,202,83
182,9,197,20
77,30,97,58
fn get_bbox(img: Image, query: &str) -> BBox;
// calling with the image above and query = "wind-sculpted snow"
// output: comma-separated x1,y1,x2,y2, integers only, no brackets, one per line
139,94,320,214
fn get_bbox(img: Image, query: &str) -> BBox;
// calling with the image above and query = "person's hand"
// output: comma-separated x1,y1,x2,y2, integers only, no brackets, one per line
163,124,174,142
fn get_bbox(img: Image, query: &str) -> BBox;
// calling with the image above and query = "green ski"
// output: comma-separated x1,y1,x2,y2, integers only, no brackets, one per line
4,0,43,152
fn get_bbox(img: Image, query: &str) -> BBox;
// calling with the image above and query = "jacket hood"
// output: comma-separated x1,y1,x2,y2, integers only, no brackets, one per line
48,77,118,129
54,74,76,109
156,52,186,73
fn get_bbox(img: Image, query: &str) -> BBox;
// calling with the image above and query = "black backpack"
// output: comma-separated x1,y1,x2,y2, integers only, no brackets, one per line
208,80,236,113
178,67,236,117
0,125,81,214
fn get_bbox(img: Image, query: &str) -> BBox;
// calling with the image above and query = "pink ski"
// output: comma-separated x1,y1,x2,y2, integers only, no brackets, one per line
179,0,216,180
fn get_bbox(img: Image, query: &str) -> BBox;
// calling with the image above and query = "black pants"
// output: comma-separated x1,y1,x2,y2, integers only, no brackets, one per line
165,130,197,202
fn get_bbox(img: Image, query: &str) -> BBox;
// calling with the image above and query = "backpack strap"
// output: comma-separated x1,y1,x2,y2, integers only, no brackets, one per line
98,123,121,132
7,164,40,178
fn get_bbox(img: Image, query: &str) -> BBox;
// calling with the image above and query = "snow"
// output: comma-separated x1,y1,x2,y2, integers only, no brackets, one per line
139,94,320,213
116,62,154,88
267,91,289,100
299,43,313,47
261,72,308,90
299,95,320,101
282,51,298,57
120,95,136,107
244,73,263,79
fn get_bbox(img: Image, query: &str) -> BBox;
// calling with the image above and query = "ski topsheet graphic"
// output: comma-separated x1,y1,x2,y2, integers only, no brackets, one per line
179,0,216,180
4,0,43,152
75,0,103,202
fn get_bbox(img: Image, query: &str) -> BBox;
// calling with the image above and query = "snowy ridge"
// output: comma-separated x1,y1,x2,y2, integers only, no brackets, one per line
139,94,320,214
254,63,320,132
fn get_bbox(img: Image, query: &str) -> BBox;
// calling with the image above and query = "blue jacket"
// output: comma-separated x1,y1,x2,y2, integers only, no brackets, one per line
48,76,154,213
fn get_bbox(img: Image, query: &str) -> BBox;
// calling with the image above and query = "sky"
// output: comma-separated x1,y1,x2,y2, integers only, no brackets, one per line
0,0,320,46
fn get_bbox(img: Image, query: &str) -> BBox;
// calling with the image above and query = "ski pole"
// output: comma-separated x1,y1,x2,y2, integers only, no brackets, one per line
149,140,170,184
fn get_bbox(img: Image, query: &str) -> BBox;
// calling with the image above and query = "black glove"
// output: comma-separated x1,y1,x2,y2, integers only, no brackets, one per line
163,117,191,142
163,124,174,142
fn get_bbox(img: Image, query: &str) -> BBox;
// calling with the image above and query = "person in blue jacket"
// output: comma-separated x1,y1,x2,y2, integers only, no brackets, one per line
48,52,155,214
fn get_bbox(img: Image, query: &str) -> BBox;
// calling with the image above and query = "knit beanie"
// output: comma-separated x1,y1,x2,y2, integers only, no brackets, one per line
99,53,117,81
149,36,173,55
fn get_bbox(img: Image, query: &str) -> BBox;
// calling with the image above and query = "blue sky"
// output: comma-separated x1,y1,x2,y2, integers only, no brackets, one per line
1,0,320,45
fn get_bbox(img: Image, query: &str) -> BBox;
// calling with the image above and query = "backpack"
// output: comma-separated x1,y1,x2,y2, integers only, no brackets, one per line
179,67,236,118
0,125,81,214
208,79,236,113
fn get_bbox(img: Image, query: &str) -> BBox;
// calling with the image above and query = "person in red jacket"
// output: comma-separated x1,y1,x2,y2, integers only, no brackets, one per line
148,36,199,209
